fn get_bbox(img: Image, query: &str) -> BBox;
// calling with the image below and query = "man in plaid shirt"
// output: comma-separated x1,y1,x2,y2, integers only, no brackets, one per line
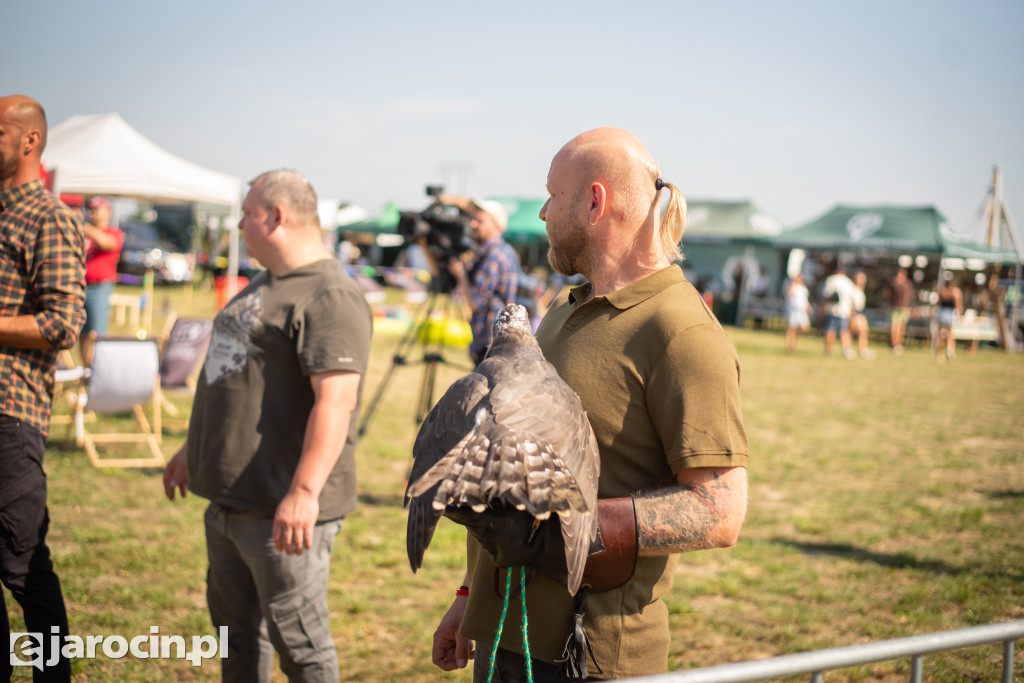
448,198,520,366
1,94,85,682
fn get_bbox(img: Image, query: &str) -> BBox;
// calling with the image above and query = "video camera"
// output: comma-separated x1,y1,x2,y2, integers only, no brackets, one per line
397,185,474,293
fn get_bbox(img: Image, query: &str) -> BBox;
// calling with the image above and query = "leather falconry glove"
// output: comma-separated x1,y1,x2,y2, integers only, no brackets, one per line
444,496,638,592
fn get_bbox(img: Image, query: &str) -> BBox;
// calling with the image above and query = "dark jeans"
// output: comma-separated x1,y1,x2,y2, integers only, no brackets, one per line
0,415,71,682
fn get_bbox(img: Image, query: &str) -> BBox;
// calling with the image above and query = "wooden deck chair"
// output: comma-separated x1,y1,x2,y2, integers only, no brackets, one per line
74,337,164,467
158,317,214,430
50,349,90,439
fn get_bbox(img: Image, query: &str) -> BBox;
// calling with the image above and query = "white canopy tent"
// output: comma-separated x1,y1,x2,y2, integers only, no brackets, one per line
43,112,242,205
42,112,244,284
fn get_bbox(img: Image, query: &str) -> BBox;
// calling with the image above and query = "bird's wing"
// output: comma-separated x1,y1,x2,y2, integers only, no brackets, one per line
555,409,600,594
489,355,600,514
405,372,489,572
560,502,592,595
407,372,489,493
488,354,601,594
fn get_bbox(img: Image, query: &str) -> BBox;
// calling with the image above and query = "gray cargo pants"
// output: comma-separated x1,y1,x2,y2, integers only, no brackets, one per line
204,503,343,683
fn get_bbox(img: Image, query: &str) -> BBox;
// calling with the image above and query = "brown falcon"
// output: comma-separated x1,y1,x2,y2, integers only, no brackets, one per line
405,302,600,595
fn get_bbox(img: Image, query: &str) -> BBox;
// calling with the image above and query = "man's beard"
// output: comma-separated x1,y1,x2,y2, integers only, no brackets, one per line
546,212,593,277
0,151,18,183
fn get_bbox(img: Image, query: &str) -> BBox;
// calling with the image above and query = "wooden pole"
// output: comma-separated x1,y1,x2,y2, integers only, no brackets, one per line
141,270,154,338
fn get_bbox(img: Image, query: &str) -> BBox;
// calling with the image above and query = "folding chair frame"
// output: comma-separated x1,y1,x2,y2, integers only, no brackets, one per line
73,338,165,468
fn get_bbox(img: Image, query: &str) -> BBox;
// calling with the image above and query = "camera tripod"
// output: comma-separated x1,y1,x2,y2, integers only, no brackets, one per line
357,284,473,437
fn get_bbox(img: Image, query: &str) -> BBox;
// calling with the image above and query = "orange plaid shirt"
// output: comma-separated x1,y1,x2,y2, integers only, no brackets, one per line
0,179,86,435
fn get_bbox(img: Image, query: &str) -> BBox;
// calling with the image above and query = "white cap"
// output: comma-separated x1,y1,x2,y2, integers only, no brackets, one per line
468,198,508,232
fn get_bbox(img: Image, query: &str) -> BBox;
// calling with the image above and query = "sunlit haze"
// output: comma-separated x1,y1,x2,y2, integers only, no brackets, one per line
6,0,1022,238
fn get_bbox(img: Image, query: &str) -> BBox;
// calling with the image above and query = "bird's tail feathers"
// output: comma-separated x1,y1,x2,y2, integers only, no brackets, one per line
523,442,588,518
406,430,591,525
405,429,483,500
406,493,441,573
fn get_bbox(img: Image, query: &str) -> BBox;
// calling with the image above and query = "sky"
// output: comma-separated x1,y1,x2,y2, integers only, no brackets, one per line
5,0,1023,241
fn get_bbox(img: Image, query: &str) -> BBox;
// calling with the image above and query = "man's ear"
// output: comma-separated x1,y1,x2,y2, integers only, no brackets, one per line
588,182,608,226
272,204,287,230
22,129,42,158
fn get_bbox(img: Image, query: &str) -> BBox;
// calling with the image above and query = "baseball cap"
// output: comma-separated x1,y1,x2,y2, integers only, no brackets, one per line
467,198,508,232
88,196,111,210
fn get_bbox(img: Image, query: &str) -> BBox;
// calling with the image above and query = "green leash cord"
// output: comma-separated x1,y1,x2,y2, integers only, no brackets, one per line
486,567,533,683
519,567,533,678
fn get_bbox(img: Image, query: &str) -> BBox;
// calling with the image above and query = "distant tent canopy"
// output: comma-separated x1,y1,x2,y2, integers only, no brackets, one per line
341,201,402,237
679,200,789,302
489,197,547,243
489,197,549,268
772,204,1022,265
42,111,245,286
323,202,370,232
343,196,547,240
342,196,552,269
42,112,242,208
684,199,785,244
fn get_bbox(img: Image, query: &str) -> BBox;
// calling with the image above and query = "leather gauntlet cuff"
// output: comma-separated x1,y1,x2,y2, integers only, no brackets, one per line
581,496,638,592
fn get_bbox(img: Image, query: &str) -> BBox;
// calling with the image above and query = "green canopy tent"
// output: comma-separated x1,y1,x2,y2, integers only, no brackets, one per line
338,201,405,263
682,200,788,280
771,204,1022,291
771,204,1024,347
491,197,546,240
342,197,551,268
771,204,1021,263
340,201,402,238
679,200,789,324
488,196,549,268
684,199,786,244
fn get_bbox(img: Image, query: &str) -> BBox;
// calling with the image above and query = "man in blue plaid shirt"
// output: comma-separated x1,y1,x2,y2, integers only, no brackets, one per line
448,198,520,365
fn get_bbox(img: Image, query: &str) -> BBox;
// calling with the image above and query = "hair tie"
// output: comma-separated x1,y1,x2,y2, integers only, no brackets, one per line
655,178,665,192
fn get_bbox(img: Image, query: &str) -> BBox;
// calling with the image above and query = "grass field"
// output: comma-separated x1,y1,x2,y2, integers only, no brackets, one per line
5,282,1024,682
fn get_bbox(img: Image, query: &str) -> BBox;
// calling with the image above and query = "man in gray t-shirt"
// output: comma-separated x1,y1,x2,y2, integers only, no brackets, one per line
164,169,372,681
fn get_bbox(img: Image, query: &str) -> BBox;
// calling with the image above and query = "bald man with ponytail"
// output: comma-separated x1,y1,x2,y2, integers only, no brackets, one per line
432,128,749,681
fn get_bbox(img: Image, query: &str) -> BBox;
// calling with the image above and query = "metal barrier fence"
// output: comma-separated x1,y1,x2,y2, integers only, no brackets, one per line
632,619,1024,683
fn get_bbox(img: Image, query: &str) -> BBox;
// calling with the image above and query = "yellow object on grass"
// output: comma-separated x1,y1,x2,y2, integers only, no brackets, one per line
372,316,414,337
416,316,472,347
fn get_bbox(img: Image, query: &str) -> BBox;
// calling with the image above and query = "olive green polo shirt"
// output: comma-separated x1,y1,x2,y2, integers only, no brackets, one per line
460,266,748,678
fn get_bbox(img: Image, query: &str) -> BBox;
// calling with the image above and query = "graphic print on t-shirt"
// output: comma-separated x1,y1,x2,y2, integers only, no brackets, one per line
204,289,264,385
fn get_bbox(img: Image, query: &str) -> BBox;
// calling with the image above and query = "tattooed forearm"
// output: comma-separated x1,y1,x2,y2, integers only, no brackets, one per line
635,472,736,555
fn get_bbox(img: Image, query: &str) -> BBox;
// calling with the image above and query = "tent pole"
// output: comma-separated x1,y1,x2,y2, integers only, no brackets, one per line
980,164,1024,260
990,269,1012,352
227,216,240,300
1013,262,1023,352
226,189,241,301
999,201,1023,263
986,166,1000,247
991,166,1023,351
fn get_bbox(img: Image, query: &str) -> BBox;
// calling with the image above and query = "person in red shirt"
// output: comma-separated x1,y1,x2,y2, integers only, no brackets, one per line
81,196,123,364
